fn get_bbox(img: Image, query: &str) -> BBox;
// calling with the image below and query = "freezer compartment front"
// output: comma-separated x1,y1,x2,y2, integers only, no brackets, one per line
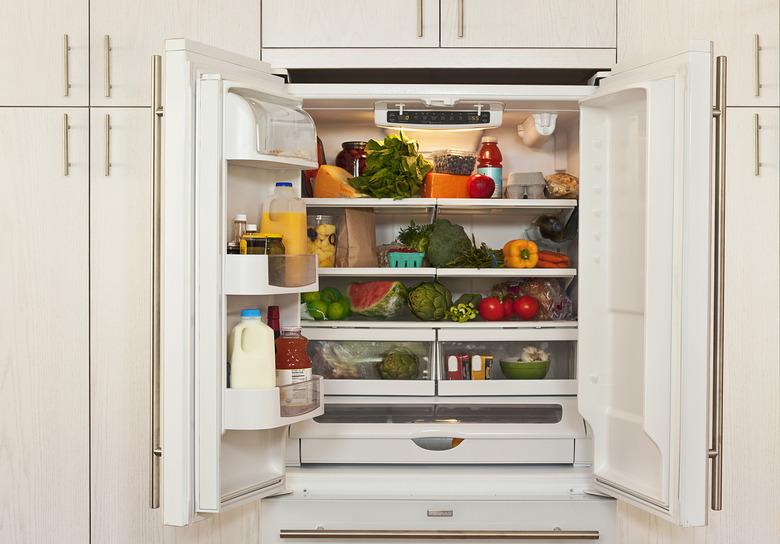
291,396,588,465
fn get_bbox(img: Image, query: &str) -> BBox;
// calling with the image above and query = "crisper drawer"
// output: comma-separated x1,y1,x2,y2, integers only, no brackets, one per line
437,328,577,396
303,328,436,396
262,497,616,543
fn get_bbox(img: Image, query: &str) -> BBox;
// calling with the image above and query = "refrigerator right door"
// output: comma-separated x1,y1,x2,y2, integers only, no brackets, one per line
578,43,713,526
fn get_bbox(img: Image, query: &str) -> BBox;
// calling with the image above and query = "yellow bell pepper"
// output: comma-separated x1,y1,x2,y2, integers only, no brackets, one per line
503,240,539,268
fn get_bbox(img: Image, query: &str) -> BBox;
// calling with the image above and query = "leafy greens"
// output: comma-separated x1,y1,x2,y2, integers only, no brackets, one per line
348,133,432,199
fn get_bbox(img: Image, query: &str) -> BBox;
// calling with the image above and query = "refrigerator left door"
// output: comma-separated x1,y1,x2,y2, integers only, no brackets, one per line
161,39,320,527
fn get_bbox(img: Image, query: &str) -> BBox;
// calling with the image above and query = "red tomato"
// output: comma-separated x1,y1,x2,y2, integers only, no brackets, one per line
479,296,505,321
514,295,539,320
467,174,496,199
502,297,515,318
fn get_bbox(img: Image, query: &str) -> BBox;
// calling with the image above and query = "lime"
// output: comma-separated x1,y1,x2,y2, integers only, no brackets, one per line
306,300,329,320
320,287,342,304
301,291,320,304
326,299,349,321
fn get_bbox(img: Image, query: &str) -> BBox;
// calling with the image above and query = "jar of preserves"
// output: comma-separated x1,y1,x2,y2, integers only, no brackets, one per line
335,141,367,177
240,233,286,255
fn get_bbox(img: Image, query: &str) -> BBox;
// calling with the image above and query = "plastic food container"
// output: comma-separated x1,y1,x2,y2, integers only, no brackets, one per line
388,251,425,268
307,214,337,267
431,149,477,175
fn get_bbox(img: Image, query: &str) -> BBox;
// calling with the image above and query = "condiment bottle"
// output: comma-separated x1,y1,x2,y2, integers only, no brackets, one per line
227,308,276,389
471,355,486,380
275,327,313,405
477,136,503,199
267,305,281,339
232,214,247,244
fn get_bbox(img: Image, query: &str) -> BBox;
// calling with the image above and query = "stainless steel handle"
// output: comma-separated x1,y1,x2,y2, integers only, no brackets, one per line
280,530,599,540
104,114,111,176
63,113,70,176
753,34,760,97
416,0,423,37
753,113,760,176
104,35,112,97
708,55,727,512
150,54,163,510
457,0,464,38
63,34,70,97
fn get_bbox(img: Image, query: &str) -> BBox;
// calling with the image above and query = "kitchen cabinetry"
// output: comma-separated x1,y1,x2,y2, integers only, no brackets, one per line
261,0,440,48
616,0,779,106
0,108,89,542
0,0,88,105
89,0,260,106
440,0,616,48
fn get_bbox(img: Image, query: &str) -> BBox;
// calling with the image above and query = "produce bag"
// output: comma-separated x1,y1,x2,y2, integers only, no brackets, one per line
336,208,378,267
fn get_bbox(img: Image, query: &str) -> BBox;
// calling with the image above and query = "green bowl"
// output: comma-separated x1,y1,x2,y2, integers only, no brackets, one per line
500,360,550,380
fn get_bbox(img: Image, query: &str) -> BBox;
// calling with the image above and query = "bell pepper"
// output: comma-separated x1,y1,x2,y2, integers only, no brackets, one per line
503,240,539,268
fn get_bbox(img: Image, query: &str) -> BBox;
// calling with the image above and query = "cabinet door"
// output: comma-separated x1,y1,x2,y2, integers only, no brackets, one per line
441,0,616,48
262,0,440,48
578,45,713,526
0,1,88,105
616,0,779,107
0,108,89,541
90,0,260,106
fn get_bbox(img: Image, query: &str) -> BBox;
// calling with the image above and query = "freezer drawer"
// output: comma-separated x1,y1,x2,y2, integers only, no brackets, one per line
262,497,615,543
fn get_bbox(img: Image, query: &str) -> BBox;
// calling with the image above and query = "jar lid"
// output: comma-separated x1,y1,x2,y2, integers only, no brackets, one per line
481,136,498,143
234,213,247,221
341,141,367,148
246,223,258,232
244,233,283,239
309,214,336,222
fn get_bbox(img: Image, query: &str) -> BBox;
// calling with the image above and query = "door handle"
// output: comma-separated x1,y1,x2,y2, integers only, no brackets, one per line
63,34,71,97
457,0,464,38
708,55,727,512
150,54,163,510
417,0,423,37
753,113,760,176
63,113,70,176
753,34,760,97
280,529,600,540
104,114,111,176
104,35,112,97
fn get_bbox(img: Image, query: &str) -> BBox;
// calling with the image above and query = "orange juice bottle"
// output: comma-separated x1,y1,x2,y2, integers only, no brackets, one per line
261,182,309,284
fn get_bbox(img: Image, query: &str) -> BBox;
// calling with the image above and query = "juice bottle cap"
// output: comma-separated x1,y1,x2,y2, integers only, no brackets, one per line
275,182,293,187
240,308,262,318
481,136,497,143
234,213,247,221
246,224,258,232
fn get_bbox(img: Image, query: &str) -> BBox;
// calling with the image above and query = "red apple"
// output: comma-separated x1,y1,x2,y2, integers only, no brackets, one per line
467,173,496,198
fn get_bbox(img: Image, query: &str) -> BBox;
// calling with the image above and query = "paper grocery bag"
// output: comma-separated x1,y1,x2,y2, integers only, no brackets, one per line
336,208,378,267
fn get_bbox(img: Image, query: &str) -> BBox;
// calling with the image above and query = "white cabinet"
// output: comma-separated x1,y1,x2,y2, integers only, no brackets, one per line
0,1,88,105
261,0,440,48
90,0,260,106
616,0,779,107
441,0,616,48
0,108,89,541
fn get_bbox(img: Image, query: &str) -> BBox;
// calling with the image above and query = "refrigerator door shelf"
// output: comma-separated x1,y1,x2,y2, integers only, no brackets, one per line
224,377,325,431
224,254,318,295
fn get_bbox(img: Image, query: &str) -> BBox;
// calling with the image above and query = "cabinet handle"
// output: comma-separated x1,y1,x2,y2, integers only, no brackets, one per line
280,530,600,540
457,0,464,37
104,114,111,176
63,34,71,97
63,113,70,176
753,113,760,176
417,0,423,37
708,55,727,512
753,34,760,97
104,35,112,97
150,54,163,510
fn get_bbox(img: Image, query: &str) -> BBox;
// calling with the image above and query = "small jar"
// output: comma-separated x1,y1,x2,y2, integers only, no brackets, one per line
307,215,337,267
240,233,286,255
335,141,367,177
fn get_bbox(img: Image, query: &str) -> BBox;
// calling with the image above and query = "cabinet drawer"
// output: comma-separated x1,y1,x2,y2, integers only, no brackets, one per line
263,497,616,542
441,0,616,49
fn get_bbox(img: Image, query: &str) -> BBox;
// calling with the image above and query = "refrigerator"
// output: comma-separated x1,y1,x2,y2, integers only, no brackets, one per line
159,39,720,541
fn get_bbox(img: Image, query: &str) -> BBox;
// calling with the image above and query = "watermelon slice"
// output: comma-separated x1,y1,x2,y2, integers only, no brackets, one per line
347,281,408,318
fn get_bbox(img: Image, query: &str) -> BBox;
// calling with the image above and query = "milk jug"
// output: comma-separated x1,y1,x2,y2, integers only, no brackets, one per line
228,308,276,389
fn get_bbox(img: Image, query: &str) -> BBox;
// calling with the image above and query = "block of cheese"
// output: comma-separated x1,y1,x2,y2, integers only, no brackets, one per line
313,165,365,198
421,173,470,198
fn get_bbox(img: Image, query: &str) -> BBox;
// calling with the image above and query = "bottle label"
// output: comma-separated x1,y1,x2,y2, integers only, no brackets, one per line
477,166,503,198
277,368,313,407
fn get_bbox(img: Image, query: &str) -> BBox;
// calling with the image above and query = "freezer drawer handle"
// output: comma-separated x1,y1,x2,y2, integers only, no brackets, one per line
280,529,599,540
416,0,423,37
150,54,163,510
708,55,727,512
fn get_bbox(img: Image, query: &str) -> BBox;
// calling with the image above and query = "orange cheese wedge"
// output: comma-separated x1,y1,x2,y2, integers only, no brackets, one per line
421,173,470,198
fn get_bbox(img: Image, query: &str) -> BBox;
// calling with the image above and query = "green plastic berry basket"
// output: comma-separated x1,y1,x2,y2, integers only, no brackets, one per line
388,252,425,268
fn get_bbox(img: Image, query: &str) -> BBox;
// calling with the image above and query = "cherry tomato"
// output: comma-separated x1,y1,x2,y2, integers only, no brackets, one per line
514,295,539,320
479,296,505,321
502,297,515,318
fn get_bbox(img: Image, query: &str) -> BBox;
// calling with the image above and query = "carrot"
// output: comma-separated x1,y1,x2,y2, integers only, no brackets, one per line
538,251,569,264
536,260,565,268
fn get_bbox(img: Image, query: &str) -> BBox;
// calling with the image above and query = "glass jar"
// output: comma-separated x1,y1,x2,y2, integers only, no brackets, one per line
240,233,286,255
335,141,368,177
275,327,313,405
307,214,337,267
